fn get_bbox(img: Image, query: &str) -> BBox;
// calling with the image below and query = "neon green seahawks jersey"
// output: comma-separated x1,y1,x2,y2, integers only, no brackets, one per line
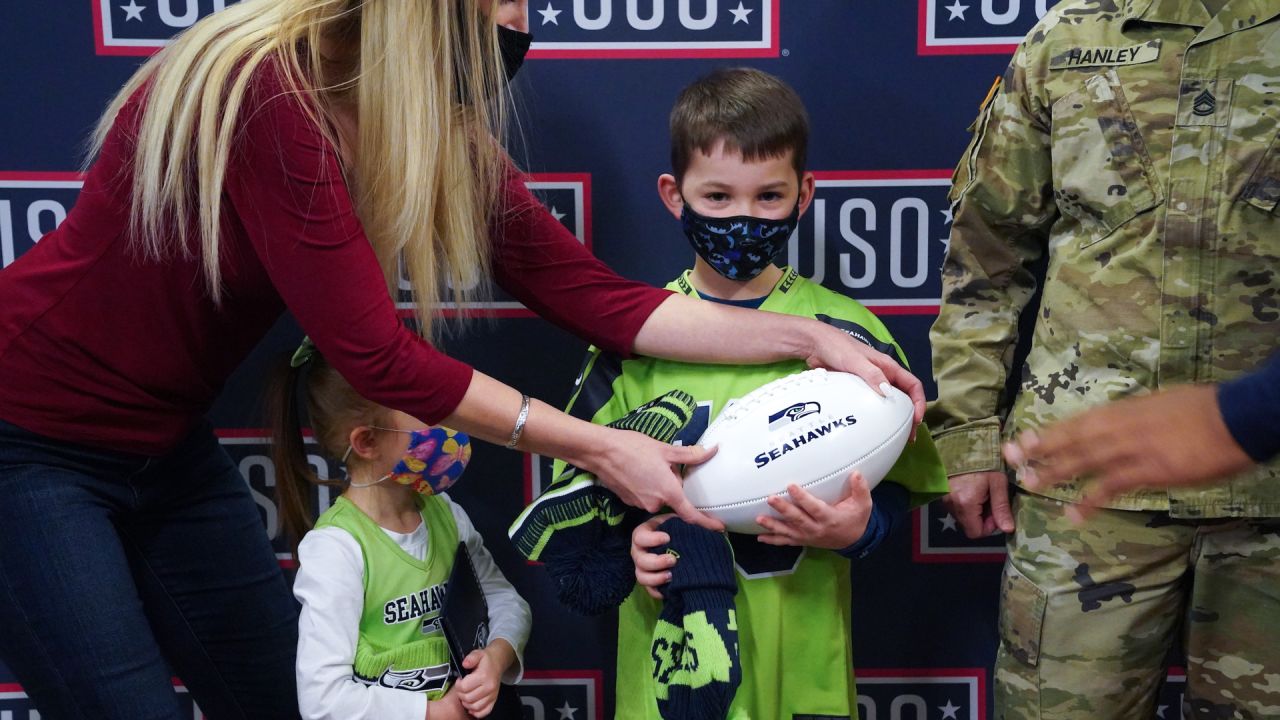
555,267,948,719
314,494,459,699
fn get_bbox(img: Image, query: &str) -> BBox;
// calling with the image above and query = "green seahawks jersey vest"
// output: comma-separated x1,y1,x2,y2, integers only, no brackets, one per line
557,267,949,719
313,494,460,699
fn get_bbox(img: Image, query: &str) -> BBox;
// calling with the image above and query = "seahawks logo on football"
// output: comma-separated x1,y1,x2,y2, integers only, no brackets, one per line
767,401,820,431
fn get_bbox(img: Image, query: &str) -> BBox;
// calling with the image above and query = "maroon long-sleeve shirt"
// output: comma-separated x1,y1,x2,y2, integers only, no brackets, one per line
0,62,670,455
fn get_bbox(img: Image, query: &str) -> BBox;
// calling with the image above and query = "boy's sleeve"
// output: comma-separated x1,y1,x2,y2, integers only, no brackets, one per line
837,480,911,561
549,346,634,480
883,428,949,506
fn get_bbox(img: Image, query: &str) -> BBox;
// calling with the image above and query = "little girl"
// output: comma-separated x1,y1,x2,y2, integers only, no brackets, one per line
273,340,530,720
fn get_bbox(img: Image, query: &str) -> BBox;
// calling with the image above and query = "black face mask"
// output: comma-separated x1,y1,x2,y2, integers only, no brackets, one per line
497,24,533,83
455,24,533,104
680,202,801,281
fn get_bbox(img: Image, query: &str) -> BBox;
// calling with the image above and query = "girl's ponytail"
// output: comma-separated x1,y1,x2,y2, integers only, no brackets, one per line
268,354,323,558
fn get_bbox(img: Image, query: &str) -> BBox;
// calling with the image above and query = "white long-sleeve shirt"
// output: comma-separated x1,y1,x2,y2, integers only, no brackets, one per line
294,496,531,720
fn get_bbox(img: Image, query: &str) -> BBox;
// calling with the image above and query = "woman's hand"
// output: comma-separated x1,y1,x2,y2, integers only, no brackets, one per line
757,472,873,549
455,639,516,718
444,373,722,530
631,513,678,599
801,322,926,427
584,428,724,531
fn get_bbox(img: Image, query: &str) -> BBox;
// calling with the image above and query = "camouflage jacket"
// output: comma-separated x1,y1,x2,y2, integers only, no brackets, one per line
927,0,1280,517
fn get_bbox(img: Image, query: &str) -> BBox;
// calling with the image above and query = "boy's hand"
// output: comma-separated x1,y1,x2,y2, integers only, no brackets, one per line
757,472,872,549
455,639,516,718
631,513,678,599
426,688,468,720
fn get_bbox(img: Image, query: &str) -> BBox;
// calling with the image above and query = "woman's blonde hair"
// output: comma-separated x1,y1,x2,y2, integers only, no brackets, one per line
89,0,509,339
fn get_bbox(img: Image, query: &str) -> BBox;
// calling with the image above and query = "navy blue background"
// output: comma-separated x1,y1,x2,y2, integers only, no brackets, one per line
0,2,1186,718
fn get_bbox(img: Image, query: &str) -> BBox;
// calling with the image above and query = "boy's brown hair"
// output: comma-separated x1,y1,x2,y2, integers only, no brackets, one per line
670,67,810,182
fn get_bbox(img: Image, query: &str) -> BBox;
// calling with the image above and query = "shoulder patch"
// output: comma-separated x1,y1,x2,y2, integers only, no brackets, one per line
815,314,906,369
1049,39,1160,70
979,75,1002,112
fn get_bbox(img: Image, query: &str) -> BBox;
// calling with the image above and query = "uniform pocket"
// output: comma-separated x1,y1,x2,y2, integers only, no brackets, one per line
1050,70,1161,247
999,561,1047,667
1240,131,1280,214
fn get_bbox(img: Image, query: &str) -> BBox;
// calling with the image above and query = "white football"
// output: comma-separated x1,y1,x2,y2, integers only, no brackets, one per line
682,368,915,534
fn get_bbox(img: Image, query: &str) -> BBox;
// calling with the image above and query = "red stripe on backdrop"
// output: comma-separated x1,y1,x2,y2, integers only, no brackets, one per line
810,169,953,182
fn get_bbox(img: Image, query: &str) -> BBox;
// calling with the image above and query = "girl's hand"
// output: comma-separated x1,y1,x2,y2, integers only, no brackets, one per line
426,688,468,720
455,639,516,718
631,513,678,599
757,471,873,549
586,430,723,532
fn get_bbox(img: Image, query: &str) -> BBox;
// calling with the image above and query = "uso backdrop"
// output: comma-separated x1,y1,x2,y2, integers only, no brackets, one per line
0,2,1188,718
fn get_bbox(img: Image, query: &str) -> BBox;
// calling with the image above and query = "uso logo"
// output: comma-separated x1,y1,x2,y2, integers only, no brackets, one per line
0,173,82,269
918,0,1058,55
218,432,341,568
855,668,984,720
92,0,777,59
517,670,602,720
0,680,204,719
93,0,241,56
528,0,778,59
912,504,1006,563
399,173,592,319
791,171,952,316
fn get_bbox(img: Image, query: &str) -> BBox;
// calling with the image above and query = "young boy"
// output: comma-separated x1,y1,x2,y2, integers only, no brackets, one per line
558,68,949,719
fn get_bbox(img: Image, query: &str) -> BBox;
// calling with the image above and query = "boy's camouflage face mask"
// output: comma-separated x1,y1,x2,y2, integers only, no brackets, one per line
679,202,800,281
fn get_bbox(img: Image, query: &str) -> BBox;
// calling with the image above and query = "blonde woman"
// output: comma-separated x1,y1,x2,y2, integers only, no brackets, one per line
0,1,923,718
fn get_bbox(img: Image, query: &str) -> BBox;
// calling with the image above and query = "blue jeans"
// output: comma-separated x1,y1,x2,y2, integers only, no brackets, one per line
0,419,300,720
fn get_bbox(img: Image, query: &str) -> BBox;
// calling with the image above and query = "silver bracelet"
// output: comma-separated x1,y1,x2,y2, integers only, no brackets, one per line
506,394,530,449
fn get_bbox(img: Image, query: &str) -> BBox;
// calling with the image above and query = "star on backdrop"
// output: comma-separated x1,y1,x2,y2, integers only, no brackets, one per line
121,1,145,21
945,0,969,21
538,2,562,25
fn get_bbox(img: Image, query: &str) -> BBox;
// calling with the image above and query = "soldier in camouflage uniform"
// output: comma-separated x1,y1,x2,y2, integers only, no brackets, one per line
926,1,1280,718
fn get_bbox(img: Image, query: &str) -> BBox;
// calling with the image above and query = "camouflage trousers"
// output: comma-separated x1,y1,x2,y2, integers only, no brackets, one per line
995,491,1280,720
